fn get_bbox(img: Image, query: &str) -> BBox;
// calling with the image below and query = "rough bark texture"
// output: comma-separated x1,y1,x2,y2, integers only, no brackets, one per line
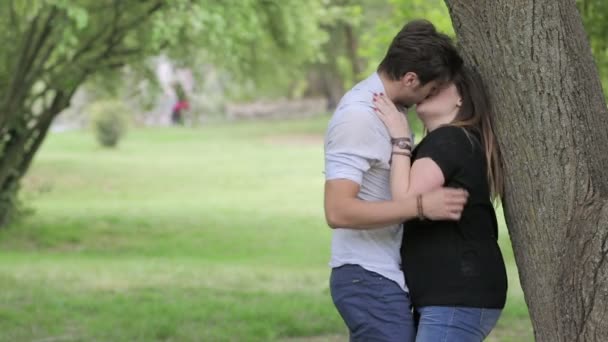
444,0,608,340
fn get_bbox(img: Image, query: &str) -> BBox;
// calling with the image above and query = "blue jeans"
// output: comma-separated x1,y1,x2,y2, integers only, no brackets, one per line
330,264,415,342
415,306,502,342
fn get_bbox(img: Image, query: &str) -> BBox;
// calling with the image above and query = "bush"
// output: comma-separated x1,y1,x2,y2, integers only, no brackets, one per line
89,100,129,148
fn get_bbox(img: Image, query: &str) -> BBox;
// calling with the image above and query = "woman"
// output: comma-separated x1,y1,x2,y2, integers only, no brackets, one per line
373,65,508,341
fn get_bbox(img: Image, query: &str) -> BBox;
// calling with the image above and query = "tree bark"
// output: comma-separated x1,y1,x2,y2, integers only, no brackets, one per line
444,0,608,340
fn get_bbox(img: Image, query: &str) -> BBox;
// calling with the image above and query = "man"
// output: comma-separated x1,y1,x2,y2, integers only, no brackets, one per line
324,20,466,341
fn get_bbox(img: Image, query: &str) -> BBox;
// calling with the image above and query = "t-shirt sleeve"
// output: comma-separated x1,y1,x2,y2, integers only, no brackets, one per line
324,109,386,184
415,126,472,182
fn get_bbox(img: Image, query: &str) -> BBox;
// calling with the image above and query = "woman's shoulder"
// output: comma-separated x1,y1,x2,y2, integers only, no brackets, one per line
428,125,469,138
418,125,481,156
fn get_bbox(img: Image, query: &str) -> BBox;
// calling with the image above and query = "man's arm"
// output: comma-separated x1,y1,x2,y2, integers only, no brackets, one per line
324,179,417,229
324,178,467,229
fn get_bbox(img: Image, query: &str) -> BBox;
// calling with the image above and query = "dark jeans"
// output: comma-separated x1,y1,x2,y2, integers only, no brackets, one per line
330,264,416,342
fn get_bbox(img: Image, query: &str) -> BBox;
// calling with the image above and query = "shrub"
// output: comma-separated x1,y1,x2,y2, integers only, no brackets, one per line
89,100,129,148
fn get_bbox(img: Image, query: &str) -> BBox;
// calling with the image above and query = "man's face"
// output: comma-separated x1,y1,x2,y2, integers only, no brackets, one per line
394,73,442,107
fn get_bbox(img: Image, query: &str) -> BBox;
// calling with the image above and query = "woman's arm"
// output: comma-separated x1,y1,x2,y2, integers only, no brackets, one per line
373,94,416,200
374,95,454,217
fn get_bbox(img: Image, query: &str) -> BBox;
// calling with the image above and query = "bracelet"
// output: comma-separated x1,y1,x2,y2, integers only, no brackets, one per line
416,194,425,220
393,144,412,151
390,137,412,143
391,138,412,151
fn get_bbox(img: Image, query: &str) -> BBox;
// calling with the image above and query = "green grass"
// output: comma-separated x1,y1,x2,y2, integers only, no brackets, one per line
0,116,533,341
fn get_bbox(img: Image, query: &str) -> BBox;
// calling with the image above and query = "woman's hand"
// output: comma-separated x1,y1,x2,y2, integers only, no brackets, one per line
373,93,411,139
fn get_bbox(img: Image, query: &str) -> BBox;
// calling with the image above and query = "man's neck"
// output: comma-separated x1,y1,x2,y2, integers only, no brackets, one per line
378,71,400,103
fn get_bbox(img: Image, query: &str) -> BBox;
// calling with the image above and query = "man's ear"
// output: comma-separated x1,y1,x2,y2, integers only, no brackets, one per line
401,72,420,88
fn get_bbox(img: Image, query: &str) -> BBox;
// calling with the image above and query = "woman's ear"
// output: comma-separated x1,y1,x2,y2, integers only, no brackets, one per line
456,96,463,107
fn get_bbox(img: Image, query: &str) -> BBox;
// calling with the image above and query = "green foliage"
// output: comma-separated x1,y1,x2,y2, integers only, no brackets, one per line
577,0,608,97
159,0,329,89
0,0,332,125
88,100,129,148
359,0,453,76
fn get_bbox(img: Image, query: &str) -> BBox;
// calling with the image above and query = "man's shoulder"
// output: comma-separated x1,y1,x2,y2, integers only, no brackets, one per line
326,74,385,137
337,85,373,110
330,89,376,127
327,104,384,142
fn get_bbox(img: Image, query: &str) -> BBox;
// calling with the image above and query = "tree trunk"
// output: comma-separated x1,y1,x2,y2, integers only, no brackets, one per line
444,0,608,340
344,23,363,82
0,89,73,226
305,65,344,110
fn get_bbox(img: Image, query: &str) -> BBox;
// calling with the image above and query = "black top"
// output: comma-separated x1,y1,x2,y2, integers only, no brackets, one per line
401,126,508,309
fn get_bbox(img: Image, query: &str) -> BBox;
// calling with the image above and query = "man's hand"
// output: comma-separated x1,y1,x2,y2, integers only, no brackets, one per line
324,180,469,229
417,187,469,221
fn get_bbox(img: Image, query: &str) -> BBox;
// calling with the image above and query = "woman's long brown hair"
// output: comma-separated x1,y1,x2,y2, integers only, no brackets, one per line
450,66,504,202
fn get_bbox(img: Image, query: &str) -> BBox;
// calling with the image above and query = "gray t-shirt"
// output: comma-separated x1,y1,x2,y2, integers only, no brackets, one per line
324,72,407,292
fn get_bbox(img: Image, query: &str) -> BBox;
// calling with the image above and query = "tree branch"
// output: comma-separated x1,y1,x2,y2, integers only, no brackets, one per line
1,7,58,131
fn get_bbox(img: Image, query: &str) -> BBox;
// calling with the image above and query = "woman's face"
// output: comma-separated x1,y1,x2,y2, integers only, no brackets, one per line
415,83,462,122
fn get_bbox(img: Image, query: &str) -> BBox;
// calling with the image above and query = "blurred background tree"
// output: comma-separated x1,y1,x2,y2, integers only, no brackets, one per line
0,0,330,226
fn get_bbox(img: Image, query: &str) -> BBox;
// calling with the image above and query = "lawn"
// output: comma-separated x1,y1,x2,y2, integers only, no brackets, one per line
0,116,533,341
